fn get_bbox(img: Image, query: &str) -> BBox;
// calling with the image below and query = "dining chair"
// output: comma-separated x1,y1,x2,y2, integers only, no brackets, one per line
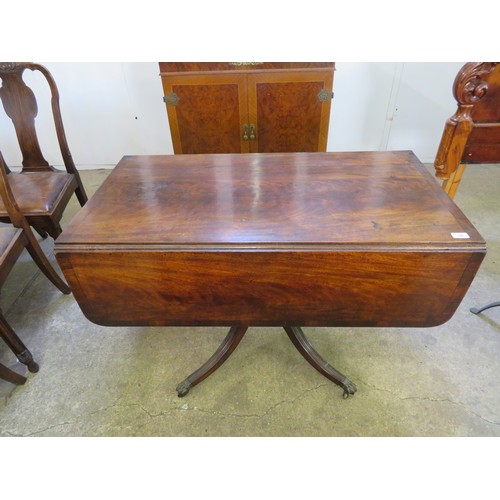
0,150,71,378
0,62,88,239
434,62,500,199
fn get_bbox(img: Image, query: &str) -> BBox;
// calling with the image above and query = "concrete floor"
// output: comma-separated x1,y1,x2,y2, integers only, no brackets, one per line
0,164,499,437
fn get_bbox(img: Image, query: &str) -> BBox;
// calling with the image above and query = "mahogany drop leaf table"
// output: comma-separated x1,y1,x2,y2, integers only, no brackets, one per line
55,152,485,398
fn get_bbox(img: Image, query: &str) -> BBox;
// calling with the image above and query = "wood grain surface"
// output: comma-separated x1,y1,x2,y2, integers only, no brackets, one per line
56,151,485,327
56,152,483,246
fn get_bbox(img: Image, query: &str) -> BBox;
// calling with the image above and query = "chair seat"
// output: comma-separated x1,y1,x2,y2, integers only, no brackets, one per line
0,172,77,216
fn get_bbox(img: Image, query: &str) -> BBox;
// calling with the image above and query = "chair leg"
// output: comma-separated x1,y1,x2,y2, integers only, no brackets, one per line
24,229,71,295
69,168,88,206
442,164,466,199
0,362,26,385
0,311,39,373
33,226,49,239
47,223,63,240
75,184,88,206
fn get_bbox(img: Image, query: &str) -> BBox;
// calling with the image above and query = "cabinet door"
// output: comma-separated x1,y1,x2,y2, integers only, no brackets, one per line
161,73,249,154
247,70,334,153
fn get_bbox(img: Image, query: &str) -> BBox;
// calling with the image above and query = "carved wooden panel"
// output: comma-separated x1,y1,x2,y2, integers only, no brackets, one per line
469,65,500,122
434,61,500,195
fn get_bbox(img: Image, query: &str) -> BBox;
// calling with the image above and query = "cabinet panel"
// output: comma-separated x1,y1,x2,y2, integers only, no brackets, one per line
161,73,249,154
254,81,323,152
159,64,334,154
247,70,334,152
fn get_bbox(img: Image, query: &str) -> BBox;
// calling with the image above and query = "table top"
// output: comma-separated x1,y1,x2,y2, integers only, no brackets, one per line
57,151,484,250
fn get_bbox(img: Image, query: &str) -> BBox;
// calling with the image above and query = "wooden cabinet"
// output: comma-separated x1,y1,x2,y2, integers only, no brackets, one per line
159,63,335,154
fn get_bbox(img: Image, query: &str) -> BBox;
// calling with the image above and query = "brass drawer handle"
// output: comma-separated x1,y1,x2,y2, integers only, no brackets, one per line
242,124,249,141
249,124,256,141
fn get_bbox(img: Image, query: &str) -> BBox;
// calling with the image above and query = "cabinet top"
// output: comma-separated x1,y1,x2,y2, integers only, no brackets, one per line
159,62,335,73
57,151,484,250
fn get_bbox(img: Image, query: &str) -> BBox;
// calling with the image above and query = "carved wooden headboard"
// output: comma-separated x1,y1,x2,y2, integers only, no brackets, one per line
434,62,500,197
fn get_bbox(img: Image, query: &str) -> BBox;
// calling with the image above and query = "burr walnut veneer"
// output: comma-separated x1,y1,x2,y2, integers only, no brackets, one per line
55,151,485,397
159,62,334,154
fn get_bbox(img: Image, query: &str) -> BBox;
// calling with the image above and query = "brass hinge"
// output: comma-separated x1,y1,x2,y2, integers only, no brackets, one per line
163,92,180,106
317,88,334,102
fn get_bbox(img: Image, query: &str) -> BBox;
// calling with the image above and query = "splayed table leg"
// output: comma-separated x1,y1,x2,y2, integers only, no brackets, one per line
176,325,249,397
283,326,356,398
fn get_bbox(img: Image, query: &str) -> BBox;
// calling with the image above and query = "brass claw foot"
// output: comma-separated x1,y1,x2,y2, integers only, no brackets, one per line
176,379,192,397
342,379,357,398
